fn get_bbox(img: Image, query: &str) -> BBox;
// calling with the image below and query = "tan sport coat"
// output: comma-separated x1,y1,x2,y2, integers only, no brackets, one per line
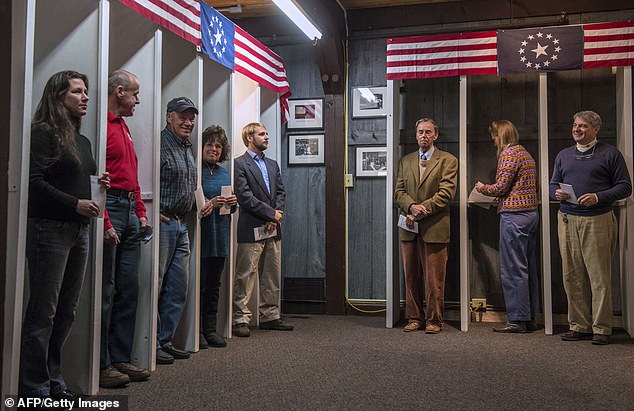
394,148,458,243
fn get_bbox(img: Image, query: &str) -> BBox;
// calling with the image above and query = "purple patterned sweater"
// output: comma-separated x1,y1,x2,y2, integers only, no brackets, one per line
479,144,538,213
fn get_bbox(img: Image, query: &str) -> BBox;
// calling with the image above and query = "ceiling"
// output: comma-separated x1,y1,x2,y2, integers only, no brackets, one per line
207,0,460,19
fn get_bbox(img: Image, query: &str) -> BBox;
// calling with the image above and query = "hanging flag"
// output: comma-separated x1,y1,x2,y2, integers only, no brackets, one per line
583,21,634,69
498,26,583,74
386,31,498,80
234,26,292,121
200,3,235,70
119,0,201,45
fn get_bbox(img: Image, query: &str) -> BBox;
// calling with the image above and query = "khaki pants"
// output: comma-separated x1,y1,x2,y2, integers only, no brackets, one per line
233,238,281,325
558,211,617,335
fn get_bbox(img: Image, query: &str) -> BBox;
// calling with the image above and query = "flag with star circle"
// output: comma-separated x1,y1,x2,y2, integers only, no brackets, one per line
200,1,235,70
497,26,583,74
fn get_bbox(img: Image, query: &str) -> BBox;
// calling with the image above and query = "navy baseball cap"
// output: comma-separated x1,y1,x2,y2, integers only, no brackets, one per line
166,97,198,114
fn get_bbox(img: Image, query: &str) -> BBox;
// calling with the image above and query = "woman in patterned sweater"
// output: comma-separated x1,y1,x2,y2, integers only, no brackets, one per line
474,120,539,333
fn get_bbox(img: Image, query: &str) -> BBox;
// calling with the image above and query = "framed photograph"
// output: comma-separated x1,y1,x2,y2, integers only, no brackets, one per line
352,86,387,118
287,98,324,129
356,146,387,177
288,134,325,165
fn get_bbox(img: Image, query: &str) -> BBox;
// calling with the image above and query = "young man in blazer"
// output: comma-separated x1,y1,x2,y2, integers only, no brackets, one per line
394,118,458,334
232,122,293,337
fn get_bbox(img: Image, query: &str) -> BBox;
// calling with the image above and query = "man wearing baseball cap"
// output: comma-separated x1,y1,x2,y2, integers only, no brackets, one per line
156,97,198,364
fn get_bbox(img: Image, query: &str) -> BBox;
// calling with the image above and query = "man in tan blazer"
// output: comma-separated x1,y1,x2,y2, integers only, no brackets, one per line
394,118,458,334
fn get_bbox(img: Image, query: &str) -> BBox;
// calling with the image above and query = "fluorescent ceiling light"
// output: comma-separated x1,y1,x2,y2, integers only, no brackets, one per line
272,0,322,41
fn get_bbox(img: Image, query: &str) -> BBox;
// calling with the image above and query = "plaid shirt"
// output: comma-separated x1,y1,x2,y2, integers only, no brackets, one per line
160,127,197,217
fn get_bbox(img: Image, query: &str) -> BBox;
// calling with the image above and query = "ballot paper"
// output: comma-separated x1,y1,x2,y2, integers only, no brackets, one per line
219,185,232,215
254,225,278,241
468,187,497,210
397,214,419,233
90,175,106,218
559,183,578,204
195,186,206,217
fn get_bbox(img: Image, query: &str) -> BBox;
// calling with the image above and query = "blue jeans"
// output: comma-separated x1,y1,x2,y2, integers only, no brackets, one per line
157,218,190,346
101,195,141,367
20,218,89,396
499,211,540,322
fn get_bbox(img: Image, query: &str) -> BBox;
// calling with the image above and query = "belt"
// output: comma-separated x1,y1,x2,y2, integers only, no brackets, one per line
107,188,135,200
161,211,185,220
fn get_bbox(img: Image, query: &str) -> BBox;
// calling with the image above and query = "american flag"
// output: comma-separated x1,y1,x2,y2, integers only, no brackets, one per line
234,26,291,121
120,0,292,122
388,21,634,80
583,21,634,69
386,31,498,80
119,0,201,45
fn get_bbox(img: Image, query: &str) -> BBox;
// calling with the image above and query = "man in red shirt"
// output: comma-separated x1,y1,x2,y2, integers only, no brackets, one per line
99,70,151,387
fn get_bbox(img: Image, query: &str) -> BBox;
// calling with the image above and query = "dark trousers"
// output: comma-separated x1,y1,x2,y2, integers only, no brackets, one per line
401,237,448,324
20,219,89,396
200,257,225,333
101,195,141,367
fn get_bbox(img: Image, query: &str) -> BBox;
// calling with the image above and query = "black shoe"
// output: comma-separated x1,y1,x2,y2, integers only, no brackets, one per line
592,334,610,345
205,332,227,347
560,330,593,341
493,322,528,333
525,320,539,332
260,318,294,331
51,389,81,402
156,348,175,364
233,323,251,337
199,333,209,349
161,343,190,359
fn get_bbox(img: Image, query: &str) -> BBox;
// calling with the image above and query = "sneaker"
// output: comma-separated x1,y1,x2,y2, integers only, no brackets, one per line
112,362,151,382
425,323,442,334
403,320,422,332
233,323,251,337
592,334,610,345
99,365,130,388
259,319,294,331
560,330,593,341
156,348,175,365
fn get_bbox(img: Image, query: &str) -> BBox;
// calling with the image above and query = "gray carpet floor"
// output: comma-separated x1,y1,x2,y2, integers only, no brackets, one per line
100,315,634,410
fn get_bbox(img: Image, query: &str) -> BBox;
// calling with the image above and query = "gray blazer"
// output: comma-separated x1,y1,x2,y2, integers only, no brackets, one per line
234,152,286,243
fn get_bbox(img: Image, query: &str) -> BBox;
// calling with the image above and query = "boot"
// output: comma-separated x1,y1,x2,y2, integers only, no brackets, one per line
203,314,226,348
199,332,209,349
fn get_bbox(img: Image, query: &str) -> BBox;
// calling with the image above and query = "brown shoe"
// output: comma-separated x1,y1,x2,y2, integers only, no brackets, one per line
403,320,422,332
425,323,442,334
113,362,151,382
99,365,130,388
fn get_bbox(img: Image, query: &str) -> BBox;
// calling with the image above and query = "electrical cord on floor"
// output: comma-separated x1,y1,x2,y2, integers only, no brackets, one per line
344,295,387,313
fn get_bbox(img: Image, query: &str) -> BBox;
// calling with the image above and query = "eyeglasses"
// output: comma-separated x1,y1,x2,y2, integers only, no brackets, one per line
574,145,596,161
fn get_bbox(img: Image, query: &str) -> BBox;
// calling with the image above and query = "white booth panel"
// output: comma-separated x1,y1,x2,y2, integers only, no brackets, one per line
109,0,163,369
231,73,260,158
162,30,201,352
260,87,280,161
202,60,233,338
32,0,102,395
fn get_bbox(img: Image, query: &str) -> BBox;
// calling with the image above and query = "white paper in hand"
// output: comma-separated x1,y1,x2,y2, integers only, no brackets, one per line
254,225,278,241
398,214,418,233
559,183,578,204
90,175,106,218
195,186,206,217
219,185,232,215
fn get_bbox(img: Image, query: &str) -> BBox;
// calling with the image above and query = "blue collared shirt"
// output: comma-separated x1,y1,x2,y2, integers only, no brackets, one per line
419,146,435,161
160,127,197,216
247,148,270,193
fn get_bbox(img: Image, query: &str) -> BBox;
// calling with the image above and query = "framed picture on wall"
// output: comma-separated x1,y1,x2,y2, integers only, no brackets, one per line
352,86,387,118
288,134,325,165
356,146,387,177
287,98,324,129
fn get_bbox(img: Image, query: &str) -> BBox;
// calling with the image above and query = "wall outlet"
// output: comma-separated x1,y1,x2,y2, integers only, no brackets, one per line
344,173,354,188
471,298,487,312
